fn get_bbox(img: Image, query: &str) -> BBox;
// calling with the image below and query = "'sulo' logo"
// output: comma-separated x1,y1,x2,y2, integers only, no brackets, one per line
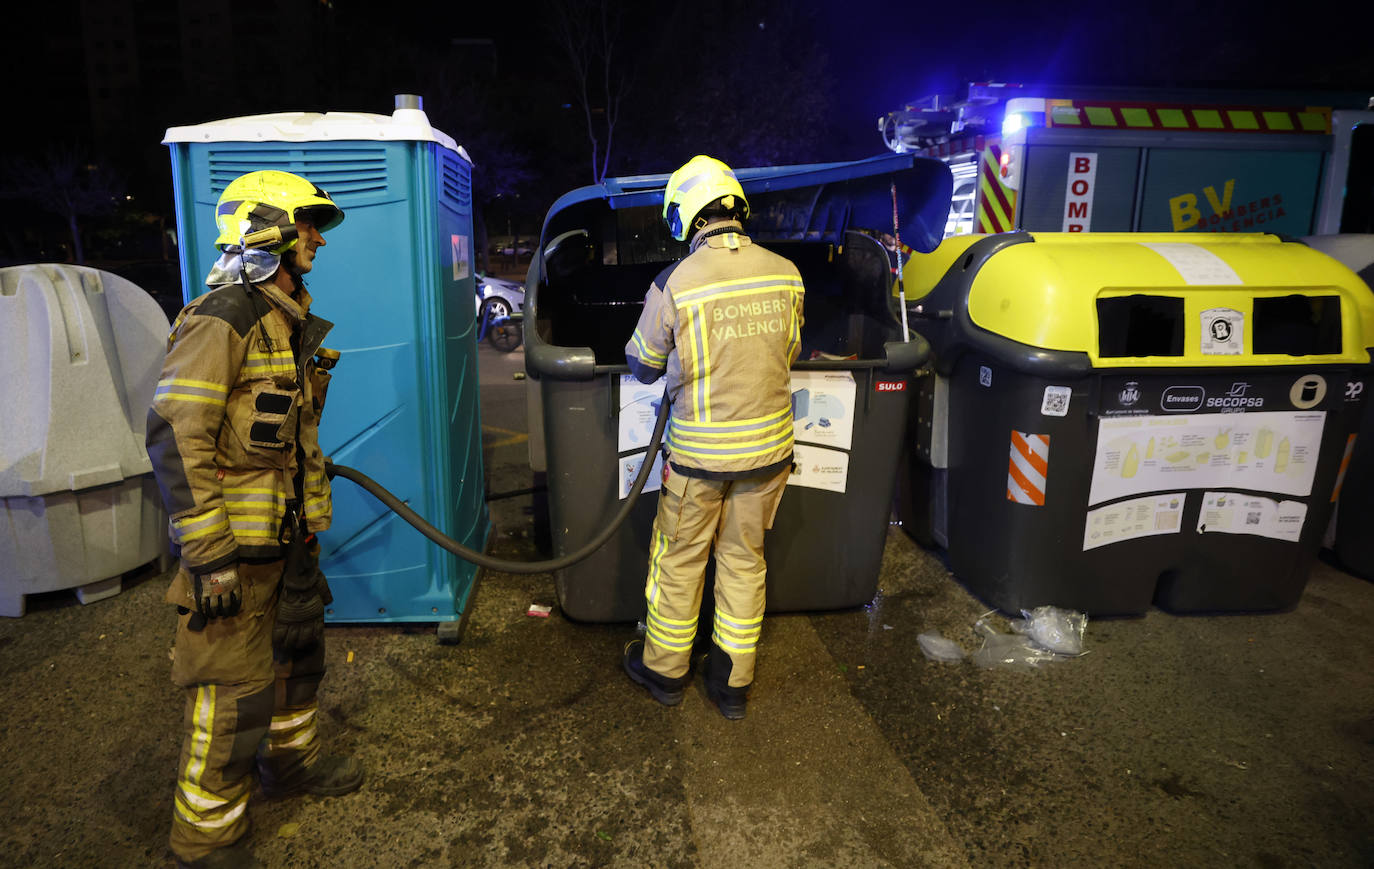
1161,385,1205,412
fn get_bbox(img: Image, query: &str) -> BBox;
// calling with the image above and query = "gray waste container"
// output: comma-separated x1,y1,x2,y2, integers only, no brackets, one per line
524,153,949,622
0,265,171,616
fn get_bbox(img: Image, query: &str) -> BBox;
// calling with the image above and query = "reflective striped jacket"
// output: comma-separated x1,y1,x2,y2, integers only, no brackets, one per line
146,278,334,574
626,221,804,478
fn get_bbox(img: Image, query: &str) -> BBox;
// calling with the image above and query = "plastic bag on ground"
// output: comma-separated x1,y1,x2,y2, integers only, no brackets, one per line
1009,606,1088,656
971,616,1058,670
917,630,967,662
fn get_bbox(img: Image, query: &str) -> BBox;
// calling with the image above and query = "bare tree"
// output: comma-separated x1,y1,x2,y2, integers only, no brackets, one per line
4,146,121,264
547,0,631,184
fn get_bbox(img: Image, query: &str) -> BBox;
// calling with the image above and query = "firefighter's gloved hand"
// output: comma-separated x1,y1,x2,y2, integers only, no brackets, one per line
273,537,325,660
187,567,242,631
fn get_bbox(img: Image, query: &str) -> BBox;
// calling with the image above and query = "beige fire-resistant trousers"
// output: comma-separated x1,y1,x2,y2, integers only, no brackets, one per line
166,560,326,862
641,463,790,687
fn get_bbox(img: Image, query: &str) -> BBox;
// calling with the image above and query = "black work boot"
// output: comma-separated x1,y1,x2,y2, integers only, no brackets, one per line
703,642,749,720
175,840,264,868
261,755,364,799
623,639,687,706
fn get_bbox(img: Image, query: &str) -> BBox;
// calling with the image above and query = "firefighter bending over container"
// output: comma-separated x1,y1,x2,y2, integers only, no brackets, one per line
147,170,361,868
622,155,805,720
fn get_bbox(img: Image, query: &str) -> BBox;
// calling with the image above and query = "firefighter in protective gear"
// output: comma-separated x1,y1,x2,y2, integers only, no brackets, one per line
622,155,805,720
147,169,362,868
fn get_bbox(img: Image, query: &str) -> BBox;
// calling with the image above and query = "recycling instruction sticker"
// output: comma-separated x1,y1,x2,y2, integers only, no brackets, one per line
1201,307,1244,355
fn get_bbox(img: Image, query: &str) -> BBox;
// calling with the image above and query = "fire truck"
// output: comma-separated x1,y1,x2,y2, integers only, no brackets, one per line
879,83,1374,239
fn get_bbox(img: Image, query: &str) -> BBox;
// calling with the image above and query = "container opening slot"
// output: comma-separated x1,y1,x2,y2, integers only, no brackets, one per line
538,229,903,365
1096,295,1184,357
1252,294,1342,356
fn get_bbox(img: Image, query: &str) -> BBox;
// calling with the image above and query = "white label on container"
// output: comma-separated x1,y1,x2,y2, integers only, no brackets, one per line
1140,242,1244,285
1196,491,1307,542
1200,307,1244,355
1083,492,1187,551
618,450,665,500
791,371,857,450
618,375,665,452
1042,385,1071,417
1088,410,1326,505
787,443,849,493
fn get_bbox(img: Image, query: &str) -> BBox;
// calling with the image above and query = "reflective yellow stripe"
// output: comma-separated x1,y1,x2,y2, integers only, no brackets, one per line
668,441,792,462
270,707,316,730
716,611,763,627
187,686,214,790
178,519,230,542
673,274,803,306
670,433,792,454
689,283,803,308
712,633,758,654
713,624,761,643
647,607,696,627
174,792,247,829
645,529,670,608
158,377,229,393
222,487,282,495
155,393,227,407
648,632,695,651
631,331,667,365
672,406,790,431
693,308,710,421
227,527,278,539
671,418,792,444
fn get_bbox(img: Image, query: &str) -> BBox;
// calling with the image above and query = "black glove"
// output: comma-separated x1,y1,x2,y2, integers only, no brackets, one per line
185,567,242,631
272,534,325,660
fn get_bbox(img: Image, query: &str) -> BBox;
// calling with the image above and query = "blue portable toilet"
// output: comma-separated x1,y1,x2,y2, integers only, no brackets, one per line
163,95,490,641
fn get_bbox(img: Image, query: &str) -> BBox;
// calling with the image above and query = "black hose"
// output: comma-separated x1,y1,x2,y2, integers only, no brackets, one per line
484,485,548,502
325,387,670,575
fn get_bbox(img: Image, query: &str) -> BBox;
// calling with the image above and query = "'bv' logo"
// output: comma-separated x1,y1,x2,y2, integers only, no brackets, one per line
1169,180,1235,231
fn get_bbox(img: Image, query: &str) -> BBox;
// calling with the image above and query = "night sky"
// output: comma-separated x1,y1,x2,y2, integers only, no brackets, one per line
3,0,1373,265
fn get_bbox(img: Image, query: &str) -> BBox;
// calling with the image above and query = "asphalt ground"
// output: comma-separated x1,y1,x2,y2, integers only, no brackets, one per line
1,337,1371,867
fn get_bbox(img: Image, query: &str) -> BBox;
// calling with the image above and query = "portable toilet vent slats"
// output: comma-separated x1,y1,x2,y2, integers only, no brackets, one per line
163,96,489,640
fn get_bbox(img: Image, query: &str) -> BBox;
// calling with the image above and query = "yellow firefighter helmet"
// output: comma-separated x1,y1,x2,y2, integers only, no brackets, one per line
214,169,344,253
662,155,749,242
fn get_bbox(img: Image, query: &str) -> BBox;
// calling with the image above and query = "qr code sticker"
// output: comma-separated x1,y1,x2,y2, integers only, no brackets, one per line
1245,511,1261,526
1041,386,1071,417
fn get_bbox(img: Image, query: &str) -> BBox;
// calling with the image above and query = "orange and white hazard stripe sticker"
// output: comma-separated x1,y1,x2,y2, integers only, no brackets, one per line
1007,431,1049,505
1331,434,1357,502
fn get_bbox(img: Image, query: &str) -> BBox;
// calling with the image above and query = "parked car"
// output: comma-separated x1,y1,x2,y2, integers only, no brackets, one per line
478,274,525,320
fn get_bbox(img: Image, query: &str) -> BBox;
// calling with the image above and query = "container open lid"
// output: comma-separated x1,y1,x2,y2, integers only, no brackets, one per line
163,95,470,163
542,152,952,255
